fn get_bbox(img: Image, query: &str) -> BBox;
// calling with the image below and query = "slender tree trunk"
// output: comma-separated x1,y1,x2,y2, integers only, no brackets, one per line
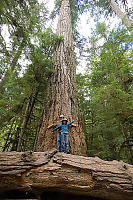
17,97,31,151
2,120,15,152
107,0,133,30
34,0,87,155
17,89,39,151
0,39,26,94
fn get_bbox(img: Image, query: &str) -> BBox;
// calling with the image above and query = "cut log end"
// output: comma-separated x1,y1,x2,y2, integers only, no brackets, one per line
0,149,133,200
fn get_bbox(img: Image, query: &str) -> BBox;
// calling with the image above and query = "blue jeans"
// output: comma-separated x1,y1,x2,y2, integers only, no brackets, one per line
61,132,69,153
57,132,61,152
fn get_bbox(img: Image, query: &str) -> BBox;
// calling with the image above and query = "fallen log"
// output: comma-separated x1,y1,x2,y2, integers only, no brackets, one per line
0,149,133,200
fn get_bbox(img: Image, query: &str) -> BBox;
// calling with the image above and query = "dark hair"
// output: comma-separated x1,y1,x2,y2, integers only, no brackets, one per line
62,120,67,125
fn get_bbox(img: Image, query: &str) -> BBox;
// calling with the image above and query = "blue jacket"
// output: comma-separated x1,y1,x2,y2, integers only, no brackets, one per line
53,120,74,134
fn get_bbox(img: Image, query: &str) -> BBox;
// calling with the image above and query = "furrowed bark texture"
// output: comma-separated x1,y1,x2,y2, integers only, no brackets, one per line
0,150,133,200
34,0,87,155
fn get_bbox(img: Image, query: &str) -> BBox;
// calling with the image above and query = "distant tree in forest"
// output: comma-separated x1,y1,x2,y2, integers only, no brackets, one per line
77,23,133,164
0,1,60,151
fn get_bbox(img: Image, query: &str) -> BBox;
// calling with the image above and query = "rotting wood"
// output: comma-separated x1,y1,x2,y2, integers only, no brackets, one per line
0,149,133,200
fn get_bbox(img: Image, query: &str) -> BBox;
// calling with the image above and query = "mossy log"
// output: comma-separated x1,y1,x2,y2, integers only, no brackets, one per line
0,149,133,200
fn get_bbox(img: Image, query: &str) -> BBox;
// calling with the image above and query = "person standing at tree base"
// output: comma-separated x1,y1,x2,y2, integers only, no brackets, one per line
48,115,64,152
53,118,76,153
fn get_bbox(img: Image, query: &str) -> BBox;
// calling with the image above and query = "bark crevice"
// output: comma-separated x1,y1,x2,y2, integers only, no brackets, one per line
34,0,87,156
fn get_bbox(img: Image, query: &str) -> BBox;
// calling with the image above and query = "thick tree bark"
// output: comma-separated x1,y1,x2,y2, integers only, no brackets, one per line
34,0,87,155
0,150,133,200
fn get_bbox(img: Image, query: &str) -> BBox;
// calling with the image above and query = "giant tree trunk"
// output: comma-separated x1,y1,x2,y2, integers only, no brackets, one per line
34,0,87,155
0,150,133,200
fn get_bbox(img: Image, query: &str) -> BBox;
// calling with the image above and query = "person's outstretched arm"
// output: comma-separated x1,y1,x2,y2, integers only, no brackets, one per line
53,125,61,131
71,123,76,127
47,124,54,129
67,120,74,126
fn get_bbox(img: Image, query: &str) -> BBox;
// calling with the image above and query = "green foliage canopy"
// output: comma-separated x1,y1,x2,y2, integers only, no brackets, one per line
77,23,133,164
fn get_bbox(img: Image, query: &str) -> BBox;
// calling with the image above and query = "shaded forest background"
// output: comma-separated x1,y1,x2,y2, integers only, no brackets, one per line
0,0,133,164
